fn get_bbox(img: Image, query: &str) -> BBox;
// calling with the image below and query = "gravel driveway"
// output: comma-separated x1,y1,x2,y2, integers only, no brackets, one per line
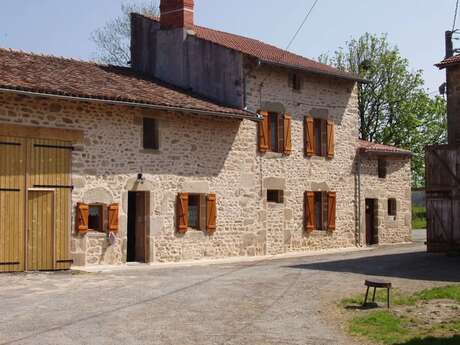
0,243,458,345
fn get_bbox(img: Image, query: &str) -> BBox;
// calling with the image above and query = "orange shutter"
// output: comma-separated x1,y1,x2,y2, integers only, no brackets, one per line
76,203,89,233
108,203,119,233
258,111,269,153
327,120,335,159
305,116,314,157
304,192,315,233
327,192,337,231
283,114,292,155
206,193,217,235
177,193,189,234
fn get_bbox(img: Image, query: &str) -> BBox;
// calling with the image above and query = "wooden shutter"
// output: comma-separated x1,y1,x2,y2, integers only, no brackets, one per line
304,192,315,233
258,111,269,153
327,120,335,159
108,203,119,233
283,114,292,155
304,116,314,157
76,202,89,233
206,193,217,234
327,192,337,231
177,193,189,234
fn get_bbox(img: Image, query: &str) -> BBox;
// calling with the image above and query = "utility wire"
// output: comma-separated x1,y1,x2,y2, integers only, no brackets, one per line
286,0,320,51
257,0,320,91
453,0,459,31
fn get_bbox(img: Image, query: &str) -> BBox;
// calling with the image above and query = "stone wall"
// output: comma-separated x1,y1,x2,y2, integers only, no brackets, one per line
359,158,412,244
0,62,411,265
244,63,361,253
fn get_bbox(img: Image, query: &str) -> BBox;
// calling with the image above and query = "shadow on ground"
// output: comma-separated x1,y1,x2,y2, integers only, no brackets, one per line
396,335,460,345
286,251,460,282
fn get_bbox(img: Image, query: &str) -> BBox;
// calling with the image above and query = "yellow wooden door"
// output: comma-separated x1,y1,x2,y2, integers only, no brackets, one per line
0,137,26,273
27,139,72,270
27,190,55,271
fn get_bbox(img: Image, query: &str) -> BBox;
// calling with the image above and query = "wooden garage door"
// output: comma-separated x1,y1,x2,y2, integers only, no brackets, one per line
0,136,72,272
27,139,72,270
0,137,26,272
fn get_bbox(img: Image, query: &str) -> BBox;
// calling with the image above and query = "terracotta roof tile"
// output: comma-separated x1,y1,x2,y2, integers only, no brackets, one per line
144,15,364,82
357,140,412,156
0,48,256,119
436,55,460,69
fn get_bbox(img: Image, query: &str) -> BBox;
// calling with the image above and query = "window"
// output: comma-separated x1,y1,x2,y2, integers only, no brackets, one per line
268,112,284,153
88,204,104,232
267,190,284,204
258,112,292,155
290,73,302,91
314,192,328,230
388,198,397,217
188,194,202,230
378,159,387,178
314,119,327,156
305,191,336,232
143,117,159,150
177,193,217,233
305,116,335,159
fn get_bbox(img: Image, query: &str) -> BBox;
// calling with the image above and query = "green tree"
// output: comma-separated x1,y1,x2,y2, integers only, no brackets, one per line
320,33,447,187
91,1,159,66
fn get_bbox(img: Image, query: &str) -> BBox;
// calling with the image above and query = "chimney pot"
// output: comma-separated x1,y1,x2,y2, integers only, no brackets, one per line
160,0,194,29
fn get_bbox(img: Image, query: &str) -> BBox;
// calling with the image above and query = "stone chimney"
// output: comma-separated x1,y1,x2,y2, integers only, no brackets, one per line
160,0,194,29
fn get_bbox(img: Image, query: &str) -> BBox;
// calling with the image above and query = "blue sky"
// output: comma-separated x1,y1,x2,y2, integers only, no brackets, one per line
0,0,454,93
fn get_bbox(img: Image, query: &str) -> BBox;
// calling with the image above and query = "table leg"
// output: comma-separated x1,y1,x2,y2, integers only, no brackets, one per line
363,286,370,306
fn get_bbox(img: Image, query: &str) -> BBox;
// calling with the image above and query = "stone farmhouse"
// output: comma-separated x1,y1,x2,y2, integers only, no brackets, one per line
0,0,412,272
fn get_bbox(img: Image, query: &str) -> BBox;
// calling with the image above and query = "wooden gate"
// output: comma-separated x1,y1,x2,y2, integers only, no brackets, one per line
0,137,26,272
425,145,460,253
0,136,72,272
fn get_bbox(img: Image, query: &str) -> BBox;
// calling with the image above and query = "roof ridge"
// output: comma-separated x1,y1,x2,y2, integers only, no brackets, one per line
140,13,322,66
136,13,362,82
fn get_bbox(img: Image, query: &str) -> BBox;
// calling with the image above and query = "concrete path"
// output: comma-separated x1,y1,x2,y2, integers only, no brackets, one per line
0,243,458,345
412,229,427,243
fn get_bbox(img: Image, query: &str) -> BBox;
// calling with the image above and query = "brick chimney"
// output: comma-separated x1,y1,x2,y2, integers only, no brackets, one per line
160,0,194,29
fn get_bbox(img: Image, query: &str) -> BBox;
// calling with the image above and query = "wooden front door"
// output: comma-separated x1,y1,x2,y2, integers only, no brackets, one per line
365,199,377,245
127,192,150,263
27,190,55,271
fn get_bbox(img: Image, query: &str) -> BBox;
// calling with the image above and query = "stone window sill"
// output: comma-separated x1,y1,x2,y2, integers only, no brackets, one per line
140,148,161,154
263,152,284,159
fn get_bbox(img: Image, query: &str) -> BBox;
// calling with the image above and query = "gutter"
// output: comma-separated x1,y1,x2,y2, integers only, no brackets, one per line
0,87,261,122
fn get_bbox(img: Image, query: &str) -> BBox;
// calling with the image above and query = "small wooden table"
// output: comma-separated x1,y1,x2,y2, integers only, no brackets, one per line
363,279,392,308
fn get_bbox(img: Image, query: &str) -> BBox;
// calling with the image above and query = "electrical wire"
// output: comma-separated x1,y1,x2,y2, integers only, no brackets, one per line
256,0,320,106
453,0,459,31
286,0,320,51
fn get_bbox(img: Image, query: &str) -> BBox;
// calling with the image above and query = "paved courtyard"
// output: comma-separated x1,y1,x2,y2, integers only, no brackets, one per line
1,243,459,345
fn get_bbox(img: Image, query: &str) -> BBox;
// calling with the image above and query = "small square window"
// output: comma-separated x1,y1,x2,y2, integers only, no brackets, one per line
267,190,284,204
388,198,397,216
143,117,159,150
88,205,104,232
378,159,387,178
291,73,301,91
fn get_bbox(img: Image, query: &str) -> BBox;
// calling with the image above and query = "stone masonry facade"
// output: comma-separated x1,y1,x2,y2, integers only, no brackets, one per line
0,61,411,265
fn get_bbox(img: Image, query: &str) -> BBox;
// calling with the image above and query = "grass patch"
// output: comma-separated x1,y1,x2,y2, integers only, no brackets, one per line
412,205,426,229
342,285,460,345
350,310,411,344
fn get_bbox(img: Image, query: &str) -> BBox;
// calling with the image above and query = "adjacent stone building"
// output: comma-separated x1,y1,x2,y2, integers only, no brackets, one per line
0,0,412,272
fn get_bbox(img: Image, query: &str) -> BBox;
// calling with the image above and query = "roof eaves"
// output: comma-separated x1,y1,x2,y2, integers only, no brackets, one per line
0,86,260,121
